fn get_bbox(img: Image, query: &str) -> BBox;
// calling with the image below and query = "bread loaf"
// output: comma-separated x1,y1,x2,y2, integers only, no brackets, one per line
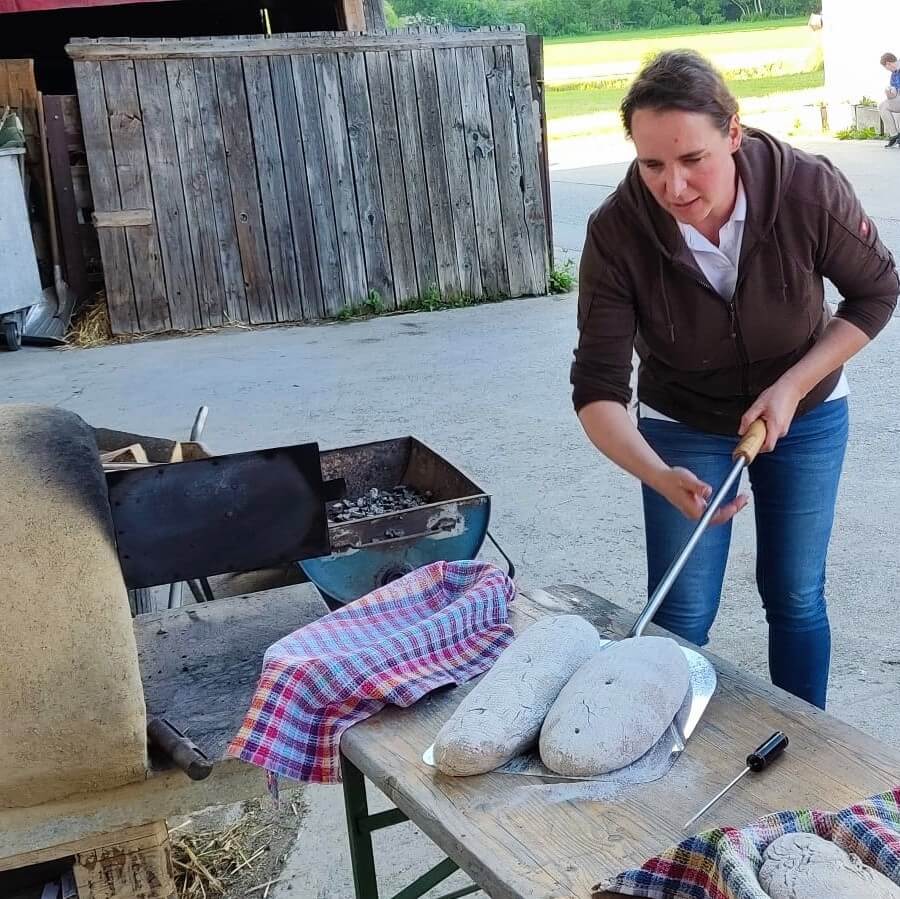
539,635,690,777
433,615,602,776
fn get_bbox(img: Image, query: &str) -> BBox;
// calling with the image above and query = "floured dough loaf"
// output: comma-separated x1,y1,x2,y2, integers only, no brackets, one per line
539,635,690,777
759,832,900,899
433,615,603,776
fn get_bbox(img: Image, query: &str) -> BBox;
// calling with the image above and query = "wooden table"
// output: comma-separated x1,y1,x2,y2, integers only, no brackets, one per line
339,585,900,899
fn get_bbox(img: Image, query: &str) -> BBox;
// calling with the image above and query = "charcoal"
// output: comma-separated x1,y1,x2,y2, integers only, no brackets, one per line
326,485,430,523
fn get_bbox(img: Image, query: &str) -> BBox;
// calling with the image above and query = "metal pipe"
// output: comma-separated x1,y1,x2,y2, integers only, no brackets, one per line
190,405,209,442
629,457,745,639
103,461,163,470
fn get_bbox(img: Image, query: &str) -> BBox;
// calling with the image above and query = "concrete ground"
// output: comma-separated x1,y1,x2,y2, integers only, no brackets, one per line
4,135,900,897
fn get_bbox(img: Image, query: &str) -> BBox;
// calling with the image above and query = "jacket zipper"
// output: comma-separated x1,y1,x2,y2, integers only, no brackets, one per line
673,260,751,395
729,296,751,395
728,238,767,397
732,238,765,295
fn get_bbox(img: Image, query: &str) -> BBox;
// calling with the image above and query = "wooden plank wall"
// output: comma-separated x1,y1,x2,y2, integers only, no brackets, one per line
58,94,102,286
69,28,549,336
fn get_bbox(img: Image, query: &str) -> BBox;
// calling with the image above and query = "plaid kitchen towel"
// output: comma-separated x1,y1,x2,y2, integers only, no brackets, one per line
228,559,515,784
597,786,900,898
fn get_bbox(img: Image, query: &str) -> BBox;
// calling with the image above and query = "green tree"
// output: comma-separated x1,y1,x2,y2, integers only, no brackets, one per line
391,0,817,32
685,0,726,23
726,0,815,17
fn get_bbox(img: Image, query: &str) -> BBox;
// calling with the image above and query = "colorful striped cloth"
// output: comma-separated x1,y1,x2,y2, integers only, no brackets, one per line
228,559,515,784
598,786,900,898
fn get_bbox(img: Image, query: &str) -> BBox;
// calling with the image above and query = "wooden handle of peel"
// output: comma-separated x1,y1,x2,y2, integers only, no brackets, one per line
733,419,767,465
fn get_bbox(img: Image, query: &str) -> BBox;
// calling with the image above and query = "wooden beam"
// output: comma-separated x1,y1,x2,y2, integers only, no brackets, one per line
92,208,154,228
341,0,367,30
3,822,167,878
525,34,553,277
66,30,527,61
0,758,292,868
43,94,91,302
72,821,176,899
363,0,388,30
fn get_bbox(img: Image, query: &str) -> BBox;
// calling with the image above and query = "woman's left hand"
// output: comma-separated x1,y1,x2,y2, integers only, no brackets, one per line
739,378,803,453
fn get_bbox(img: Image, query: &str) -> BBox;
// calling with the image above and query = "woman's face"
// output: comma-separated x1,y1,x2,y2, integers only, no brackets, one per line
631,108,742,232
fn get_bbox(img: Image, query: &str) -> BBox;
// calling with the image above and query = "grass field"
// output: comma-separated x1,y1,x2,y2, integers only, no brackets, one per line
547,68,825,121
543,18,824,138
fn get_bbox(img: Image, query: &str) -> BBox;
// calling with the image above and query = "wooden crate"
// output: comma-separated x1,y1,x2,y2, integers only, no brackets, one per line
0,60,40,168
1,822,176,899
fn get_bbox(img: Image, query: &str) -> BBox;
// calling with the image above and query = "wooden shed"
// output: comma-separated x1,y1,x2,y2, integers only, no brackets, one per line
1,0,553,338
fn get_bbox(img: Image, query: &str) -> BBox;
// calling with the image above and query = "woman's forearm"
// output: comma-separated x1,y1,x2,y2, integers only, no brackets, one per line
577,400,669,491
579,400,750,524
781,318,870,397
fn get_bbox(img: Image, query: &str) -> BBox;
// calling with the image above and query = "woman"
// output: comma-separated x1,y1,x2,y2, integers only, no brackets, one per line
571,50,898,709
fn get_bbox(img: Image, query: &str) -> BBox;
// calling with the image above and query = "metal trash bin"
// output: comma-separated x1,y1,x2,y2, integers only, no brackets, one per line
0,146,42,350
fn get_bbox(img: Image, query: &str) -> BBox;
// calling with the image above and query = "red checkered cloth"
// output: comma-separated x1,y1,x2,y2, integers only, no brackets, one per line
228,560,515,784
597,787,900,898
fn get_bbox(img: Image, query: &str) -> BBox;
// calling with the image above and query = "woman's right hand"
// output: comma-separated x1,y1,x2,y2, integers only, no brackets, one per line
577,401,748,524
653,466,749,525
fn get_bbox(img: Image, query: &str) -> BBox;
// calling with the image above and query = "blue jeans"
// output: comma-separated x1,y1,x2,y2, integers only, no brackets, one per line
638,398,849,709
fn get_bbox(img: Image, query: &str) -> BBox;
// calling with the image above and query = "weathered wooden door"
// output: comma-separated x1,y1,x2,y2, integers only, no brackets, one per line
70,28,550,335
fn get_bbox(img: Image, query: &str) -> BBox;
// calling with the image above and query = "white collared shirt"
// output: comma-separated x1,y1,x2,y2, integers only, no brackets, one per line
640,177,848,423
675,178,747,301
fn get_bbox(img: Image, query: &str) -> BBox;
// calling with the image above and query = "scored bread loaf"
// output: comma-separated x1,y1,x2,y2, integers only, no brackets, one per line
433,615,603,776
539,635,690,777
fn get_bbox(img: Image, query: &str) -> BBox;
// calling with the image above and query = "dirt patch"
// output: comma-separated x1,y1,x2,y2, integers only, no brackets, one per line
171,792,305,898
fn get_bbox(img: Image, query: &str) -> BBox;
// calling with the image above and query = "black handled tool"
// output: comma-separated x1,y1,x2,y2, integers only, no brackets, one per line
683,731,788,831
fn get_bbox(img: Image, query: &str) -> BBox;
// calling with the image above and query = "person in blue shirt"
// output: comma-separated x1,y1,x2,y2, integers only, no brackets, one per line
879,52,900,147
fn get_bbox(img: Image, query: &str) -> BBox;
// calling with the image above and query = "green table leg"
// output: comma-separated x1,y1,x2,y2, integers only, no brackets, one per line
342,753,380,899
340,751,480,899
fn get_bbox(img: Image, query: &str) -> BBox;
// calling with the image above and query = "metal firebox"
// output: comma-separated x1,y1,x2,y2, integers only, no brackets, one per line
299,437,495,605
104,432,506,606
107,443,334,589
